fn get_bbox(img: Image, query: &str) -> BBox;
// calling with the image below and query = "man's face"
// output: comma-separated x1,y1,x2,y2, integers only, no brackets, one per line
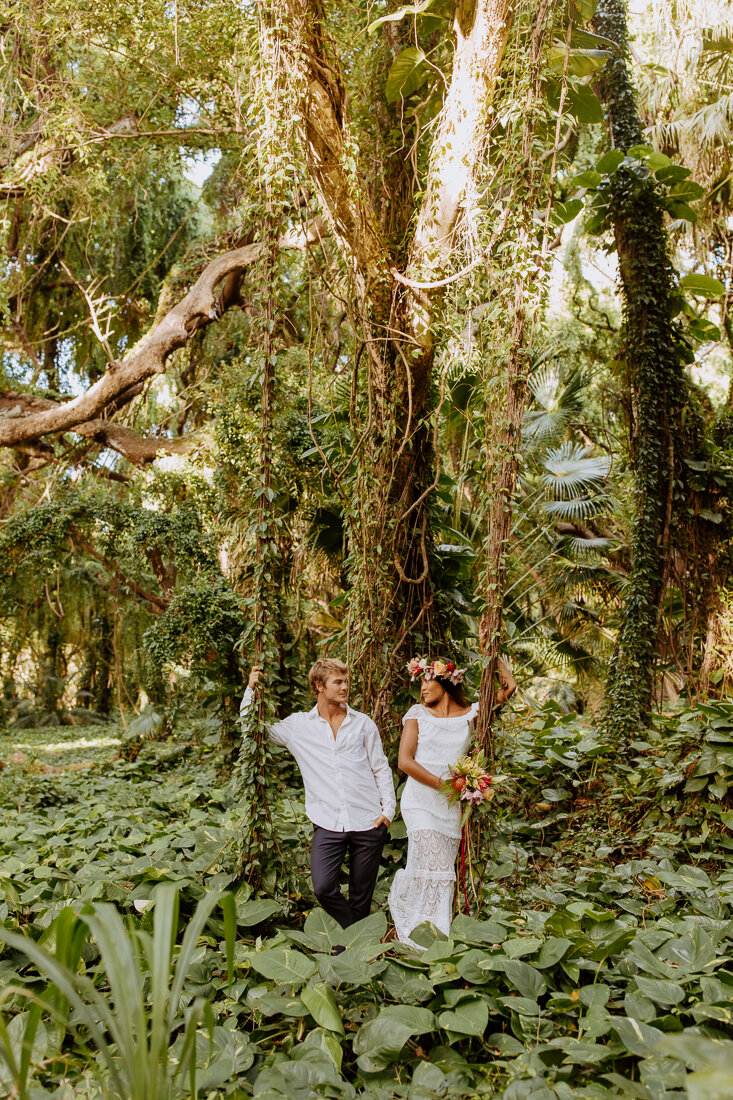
318,671,349,706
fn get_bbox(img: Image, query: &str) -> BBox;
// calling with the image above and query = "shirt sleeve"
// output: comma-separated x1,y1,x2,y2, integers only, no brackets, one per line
239,686,291,747
402,704,421,724
363,719,396,821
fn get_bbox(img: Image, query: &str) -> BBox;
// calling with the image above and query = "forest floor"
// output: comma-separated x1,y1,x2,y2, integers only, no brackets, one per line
2,704,733,1098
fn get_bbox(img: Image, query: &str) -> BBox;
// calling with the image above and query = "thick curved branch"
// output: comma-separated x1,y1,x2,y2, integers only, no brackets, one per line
0,393,195,465
0,220,324,448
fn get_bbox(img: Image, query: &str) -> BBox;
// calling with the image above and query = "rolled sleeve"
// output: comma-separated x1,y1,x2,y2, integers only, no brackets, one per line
363,719,396,821
239,687,290,747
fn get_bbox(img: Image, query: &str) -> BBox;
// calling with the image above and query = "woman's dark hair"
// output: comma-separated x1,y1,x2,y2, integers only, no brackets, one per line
437,676,469,708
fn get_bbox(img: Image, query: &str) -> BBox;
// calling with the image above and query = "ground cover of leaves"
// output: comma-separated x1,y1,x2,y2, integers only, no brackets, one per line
2,704,733,1099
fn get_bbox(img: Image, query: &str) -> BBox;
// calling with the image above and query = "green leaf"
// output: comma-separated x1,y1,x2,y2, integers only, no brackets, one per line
458,948,494,983
670,180,705,201
502,959,546,999
627,143,654,158
292,1026,344,1071
646,151,673,171
656,164,692,183
570,0,600,19
503,935,543,959
236,898,282,928
197,1027,255,1091
688,317,721,342
667,201,698,222
286,908,340,952
385,47,429,102
335,911,387,950
300,982,345,1035
247,991,310,1017
567,83,604,124
635,976,685,1005
450,914,507,946
681,274,726,298
249,948,316,986
536,937,573,969
382,962,435,1003
571,169,602,189
549,47,611,76
596,149,625,173
353,1005,436,1071
551,199,584,225
614,1016,666,1058
437,995,489,1036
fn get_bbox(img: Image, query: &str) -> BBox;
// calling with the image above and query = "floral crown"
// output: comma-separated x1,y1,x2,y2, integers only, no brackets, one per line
407,656,466,685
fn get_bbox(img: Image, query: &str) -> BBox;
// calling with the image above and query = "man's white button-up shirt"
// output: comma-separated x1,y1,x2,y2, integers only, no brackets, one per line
240,688,396,832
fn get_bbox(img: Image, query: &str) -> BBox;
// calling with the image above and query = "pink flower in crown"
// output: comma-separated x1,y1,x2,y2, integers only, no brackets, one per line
450,667,467,685
406,656,427,681
432,660,448,678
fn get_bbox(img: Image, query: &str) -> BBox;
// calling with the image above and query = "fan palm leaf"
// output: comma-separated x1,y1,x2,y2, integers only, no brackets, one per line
522,365,586,443
541,441,612,499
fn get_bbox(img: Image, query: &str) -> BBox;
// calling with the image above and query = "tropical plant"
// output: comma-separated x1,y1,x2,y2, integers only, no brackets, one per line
0,886,235,1100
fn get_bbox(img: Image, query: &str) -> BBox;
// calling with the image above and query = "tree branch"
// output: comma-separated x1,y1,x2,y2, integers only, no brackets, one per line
0,219,324,449
74,536,168,613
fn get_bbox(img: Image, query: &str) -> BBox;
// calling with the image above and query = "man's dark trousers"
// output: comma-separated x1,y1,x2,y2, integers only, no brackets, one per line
310,823,387,928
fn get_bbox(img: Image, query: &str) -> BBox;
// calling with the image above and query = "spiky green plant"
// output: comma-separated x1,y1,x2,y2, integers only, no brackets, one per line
0,886,235,1100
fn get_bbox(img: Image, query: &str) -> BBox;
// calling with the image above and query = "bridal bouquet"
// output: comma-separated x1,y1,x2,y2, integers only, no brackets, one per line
441,752,504,816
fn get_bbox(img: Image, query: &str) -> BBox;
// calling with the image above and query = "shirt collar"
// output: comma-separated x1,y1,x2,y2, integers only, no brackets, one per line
308,702,354,724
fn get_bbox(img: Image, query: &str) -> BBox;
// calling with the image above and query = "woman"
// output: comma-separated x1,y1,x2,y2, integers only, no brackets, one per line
388,656,516,947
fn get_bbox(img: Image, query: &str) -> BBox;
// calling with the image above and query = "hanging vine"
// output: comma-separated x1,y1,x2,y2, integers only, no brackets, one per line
236,4,301,882
471,0,567,757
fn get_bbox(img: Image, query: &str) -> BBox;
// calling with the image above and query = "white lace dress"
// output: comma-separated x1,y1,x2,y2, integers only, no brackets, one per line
388,702,478,947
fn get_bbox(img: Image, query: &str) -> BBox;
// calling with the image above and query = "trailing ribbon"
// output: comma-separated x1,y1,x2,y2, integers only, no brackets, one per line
459,826,470,915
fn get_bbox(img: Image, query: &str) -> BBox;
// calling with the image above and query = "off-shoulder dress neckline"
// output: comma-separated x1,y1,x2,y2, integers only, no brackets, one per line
417,702,475,719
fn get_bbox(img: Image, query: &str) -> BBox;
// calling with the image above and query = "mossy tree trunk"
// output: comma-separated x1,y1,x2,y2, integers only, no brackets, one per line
592,0,689,740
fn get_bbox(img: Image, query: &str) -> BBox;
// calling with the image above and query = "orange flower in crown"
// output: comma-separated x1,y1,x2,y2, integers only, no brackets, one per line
406,656,466,685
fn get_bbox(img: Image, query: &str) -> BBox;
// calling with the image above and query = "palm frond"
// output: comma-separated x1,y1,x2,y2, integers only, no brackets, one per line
555,534,614,556
541,442,612,499
522,366,586,444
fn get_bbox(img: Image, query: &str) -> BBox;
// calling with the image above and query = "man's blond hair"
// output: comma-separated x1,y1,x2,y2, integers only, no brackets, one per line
308,658,348,695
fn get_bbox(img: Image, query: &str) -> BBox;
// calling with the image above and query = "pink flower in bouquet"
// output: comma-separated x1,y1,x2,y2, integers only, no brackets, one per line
460,788,485,805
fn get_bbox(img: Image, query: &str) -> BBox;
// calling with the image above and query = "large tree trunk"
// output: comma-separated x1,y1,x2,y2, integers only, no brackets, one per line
592,0,689,741
287,0,514,724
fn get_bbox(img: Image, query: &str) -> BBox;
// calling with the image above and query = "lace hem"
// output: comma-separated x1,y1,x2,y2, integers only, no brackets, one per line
388,829,460,949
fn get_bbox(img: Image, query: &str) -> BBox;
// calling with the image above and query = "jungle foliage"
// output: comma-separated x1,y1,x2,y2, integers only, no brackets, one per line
3,703,733,1098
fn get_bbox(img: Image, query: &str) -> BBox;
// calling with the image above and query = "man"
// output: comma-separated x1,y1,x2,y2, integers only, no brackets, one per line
241,658,395,928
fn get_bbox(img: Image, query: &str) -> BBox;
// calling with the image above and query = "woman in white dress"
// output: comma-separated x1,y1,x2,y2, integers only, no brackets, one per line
388,656,516,947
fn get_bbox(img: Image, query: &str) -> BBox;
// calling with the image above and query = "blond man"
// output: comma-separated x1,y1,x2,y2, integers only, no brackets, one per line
241,658,395,928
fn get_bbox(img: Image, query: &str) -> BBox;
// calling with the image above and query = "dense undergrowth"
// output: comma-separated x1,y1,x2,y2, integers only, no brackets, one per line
2,703,733,1099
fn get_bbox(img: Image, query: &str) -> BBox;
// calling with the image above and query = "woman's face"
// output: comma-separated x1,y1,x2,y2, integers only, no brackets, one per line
420,677,447,708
